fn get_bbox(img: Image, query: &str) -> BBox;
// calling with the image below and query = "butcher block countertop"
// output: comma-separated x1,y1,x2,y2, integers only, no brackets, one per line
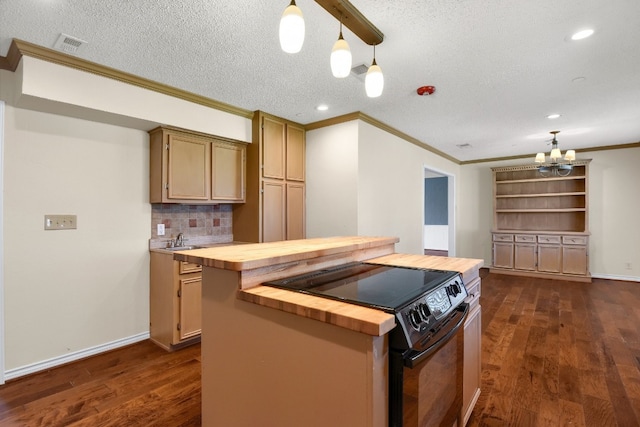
368,253,484,284
176,236,484,337
173,236,399,271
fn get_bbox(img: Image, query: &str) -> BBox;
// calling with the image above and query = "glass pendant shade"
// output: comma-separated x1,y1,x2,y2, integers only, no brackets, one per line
279,1,305,54
535,153,546,163
365,61,384,97
550,147,562,161
330,33,352,78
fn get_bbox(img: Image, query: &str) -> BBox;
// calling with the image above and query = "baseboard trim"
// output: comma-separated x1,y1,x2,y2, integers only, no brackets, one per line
4,332,150,381
591,273,640,282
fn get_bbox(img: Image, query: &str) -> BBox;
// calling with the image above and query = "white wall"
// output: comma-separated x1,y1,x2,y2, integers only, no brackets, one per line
0,57,253,377
586,147,640,278
306,121,359,238
307,120,460,255
457,148,640,279
3,105,150,371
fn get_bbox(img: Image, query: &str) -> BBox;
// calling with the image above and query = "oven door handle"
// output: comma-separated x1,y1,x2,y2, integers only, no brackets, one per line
403,303,469,368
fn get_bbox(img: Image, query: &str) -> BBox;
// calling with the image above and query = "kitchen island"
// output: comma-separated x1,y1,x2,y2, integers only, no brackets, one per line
175,236,483,427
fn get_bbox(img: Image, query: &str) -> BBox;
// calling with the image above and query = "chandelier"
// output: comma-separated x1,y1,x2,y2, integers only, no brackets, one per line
534,131,576,177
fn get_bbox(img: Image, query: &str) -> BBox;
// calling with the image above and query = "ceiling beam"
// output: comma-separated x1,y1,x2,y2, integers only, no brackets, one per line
314,0,384,45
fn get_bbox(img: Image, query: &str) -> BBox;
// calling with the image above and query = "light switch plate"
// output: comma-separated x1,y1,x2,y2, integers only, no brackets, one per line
157,223,165,236
44,214,77,230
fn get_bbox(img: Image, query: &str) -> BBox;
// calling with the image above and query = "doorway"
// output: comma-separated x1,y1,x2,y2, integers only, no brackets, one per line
423,167,455,257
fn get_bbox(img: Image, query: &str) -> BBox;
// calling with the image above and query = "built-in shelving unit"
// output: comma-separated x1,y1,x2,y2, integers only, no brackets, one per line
490,160,591,282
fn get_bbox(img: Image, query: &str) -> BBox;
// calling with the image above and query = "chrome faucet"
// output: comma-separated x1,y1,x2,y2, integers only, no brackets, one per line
175,233,184,247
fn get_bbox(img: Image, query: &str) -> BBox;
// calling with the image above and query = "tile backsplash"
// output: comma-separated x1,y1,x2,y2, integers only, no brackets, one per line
150,204,233,248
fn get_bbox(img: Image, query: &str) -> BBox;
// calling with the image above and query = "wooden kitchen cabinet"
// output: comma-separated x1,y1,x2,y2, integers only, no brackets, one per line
262,180,286,243
462,277,482,426
233,111,306,242
490,161,591,281
563,244,588,275
149,126,247,204
538,242,562,273
493,241,514,269
286,182,306,240
212,140,246,202
514,235,537,271
150,251,202,350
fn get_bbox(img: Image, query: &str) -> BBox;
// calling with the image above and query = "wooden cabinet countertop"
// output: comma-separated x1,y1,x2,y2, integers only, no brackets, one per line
173,236,400,270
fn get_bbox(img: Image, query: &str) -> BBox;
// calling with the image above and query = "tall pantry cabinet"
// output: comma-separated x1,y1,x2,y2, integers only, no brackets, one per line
233,111,306,242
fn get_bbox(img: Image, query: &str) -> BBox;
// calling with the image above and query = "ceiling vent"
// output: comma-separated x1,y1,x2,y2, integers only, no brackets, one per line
53,33,87,55
350,63,369,81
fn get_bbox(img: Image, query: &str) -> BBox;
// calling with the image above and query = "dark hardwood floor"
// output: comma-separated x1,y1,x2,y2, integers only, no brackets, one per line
0,341,201,426
468,272,640,427
1,272,639,426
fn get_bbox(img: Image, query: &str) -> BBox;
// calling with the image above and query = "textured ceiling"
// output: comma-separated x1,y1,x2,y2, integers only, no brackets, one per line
1,0,639,162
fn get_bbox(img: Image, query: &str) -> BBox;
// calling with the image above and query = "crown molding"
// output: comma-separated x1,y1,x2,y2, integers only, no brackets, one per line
462,141,640,165
305,112,461,164
3,39,638,165
1,39,254,119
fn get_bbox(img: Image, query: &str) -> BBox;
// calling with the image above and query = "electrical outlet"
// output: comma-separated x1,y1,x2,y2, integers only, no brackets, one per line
44,214,77,230
157,223,165,236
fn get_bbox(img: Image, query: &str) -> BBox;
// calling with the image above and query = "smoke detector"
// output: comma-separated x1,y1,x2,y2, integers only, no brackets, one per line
417,86,436,96
53,33,87,55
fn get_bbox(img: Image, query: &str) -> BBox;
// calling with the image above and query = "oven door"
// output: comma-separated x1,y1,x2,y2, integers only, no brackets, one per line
389,303,468,427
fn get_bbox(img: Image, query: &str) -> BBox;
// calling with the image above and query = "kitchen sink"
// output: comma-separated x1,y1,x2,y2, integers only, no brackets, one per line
162,245,204,251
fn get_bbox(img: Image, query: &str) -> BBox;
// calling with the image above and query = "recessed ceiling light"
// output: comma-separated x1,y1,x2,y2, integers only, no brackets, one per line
547,114,561,119
316,104,329,111
571,29,594,40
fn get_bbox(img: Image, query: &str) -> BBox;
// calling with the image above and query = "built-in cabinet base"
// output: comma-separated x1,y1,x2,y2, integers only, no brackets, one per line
489,266,591,283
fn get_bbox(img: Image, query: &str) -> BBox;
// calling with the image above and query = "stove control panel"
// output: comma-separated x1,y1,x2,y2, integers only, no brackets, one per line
393,274,467,350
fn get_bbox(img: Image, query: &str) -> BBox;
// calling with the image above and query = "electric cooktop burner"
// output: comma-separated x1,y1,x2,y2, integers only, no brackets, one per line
262,262,460,313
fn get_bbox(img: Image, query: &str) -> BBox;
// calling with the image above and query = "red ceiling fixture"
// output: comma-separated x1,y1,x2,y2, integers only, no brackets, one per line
417,86,436,96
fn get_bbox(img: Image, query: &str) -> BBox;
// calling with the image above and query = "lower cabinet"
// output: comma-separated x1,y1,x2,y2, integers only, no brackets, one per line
462,277,482,425
491,232,590,281
150,251,202,350
261,180,306,243
538,244,562,273
493,241,514,269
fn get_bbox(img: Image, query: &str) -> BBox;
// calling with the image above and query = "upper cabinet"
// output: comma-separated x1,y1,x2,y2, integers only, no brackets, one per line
233,111,306,243
149,126,247,204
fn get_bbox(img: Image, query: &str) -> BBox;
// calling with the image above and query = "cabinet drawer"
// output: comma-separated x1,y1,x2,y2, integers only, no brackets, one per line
515,234,536,243
538,235,561,244
562,236,588,245
465,277,481,309
493,234,514,242
179,261,202,274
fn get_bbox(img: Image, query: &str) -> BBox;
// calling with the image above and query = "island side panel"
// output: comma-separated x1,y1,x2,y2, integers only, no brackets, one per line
201,267,388,427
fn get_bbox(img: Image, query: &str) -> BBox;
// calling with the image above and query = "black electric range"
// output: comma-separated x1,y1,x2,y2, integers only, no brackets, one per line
262,261,468,350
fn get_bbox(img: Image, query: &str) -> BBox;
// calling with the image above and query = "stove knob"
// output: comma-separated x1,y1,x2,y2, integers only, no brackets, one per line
454,283,462,294
408,308,422,330
448,285,458,297
418,303,431,319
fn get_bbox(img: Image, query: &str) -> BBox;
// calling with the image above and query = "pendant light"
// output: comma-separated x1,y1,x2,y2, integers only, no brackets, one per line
365,44,384,97
279,0,305,54
330,19,352,78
